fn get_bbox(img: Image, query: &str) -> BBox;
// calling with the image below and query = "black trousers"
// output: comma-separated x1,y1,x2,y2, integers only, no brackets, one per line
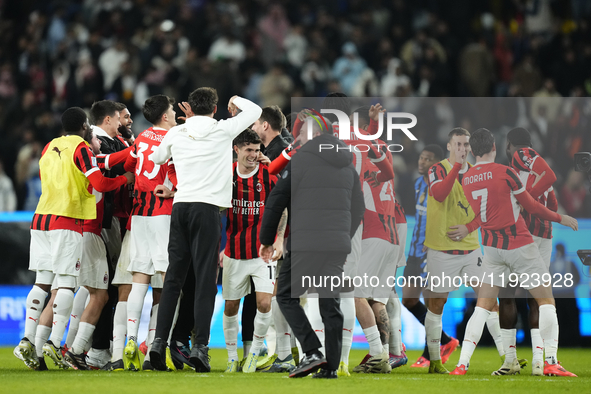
276,251,345,370
155,202,220,346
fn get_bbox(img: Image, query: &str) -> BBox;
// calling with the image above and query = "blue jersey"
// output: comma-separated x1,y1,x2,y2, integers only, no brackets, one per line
409,176,428,258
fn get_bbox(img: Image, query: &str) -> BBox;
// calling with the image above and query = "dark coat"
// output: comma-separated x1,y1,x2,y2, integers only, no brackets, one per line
260,133,364,253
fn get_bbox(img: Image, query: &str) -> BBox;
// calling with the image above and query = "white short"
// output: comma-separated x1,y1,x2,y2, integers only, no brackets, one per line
78,232,109,290
533,236,552,270
222,256,276,300
29,229,82,277
344,225,363,277
355,238,398,301
113,231,163,288
426,248,487,293
483,243,550,290
396,223,407,268
129,215,170,275
101,216,122,269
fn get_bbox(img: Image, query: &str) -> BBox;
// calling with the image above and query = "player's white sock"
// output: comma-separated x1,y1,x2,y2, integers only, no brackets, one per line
35,325,52,357
539,304,559,364
50,289,75,346
24,286,48,342
144,304,159,362
272,297,292,359
71,322,95,354
250,310,272,356
224,313,239,362
486,311,504,357
501,328,517,363
386,292,403,356
127,282,149,342
425,310,442,361
112,301,127,362
304,297,325,354
531,328,544,364
340,293,355,364
65,287,89,348
458,307,490,366
363,325,383,356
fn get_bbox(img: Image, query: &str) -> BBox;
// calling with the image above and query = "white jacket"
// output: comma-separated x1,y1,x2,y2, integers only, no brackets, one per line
152,97,262,207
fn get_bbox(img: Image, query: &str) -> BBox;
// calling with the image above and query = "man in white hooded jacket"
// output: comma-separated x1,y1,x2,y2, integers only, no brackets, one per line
148,88,262,372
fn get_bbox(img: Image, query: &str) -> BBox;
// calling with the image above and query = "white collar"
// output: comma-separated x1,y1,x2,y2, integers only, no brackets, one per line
237,163,259,179
92,125,113,140
476,161,493,165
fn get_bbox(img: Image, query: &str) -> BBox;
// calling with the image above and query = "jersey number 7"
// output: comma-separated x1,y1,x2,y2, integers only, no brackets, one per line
471,189,488,222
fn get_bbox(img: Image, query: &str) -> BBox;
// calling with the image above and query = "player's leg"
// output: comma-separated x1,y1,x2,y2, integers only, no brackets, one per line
65,286,89,351
530,235,552,374
169,263,195,370
304,295,325,353
243,258,275,372
35,289,57,370
65,286,108,370
498,286,520,370
221,254,250,371
338,276,356,376
451,285,498,375
142,288,160,370
387,289,407,368
241,287,257,357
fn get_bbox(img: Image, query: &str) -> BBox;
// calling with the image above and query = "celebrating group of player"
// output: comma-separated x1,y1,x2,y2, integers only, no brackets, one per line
12,89,579,378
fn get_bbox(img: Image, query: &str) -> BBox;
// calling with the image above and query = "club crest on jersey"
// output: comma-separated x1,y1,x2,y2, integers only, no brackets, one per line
256,182,263,192
75,259,81,271
103,273,109,284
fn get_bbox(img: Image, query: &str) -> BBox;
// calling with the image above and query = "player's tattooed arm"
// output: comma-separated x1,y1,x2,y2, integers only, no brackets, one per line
276,209,288,240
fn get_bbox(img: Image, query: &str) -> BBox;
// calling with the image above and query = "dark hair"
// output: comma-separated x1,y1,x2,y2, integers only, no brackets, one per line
114,102,127,112
62,107,88,133
423,144,444,161
321,92,350,123
448,127,470,142
188,87,218,115
90,100,120,125
142,95,175,125
506,127,532,148
353,106,371,128
259,105,285,131
285,112,297,133
470,128,495,157
233,128,262,148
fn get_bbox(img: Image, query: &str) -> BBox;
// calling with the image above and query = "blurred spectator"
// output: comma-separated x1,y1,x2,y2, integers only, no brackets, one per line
259,63,293,110
0,159,16,212
380,58,411,97
258,4,290,68
207,30,246,64
511,54,543,97
332,42,367,96
284,25,308,69
14,132,42,211
531,78,562,124
560,170,588,217
300,48,331,96
98,39,129,91
459,37,494,96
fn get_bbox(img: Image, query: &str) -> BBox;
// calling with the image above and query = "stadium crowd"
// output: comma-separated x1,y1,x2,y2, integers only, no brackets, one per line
0,0,589,215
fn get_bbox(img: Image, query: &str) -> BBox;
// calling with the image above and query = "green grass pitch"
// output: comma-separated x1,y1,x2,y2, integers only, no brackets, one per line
0,347,587,394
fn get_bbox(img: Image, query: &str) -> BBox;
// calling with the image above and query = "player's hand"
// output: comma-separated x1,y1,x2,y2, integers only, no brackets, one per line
531,170,546,189
259,244,274,263
154,184,175,198
447,224,469,241
178,102,194,121
368,171,381,188
228,95,239,115
257,152,271,165
219,251,225,268
369,103,385,121
297,109,312,122
123,172,135,184
271,239,284,261
560,214,578,231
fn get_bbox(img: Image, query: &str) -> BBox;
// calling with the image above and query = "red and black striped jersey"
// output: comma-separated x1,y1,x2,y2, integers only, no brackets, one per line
31,143,97,234
462,162,533,250
361,161,399,245
129,127,173,217
512,148,553,239
225,163,277,260
395,200,407,224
